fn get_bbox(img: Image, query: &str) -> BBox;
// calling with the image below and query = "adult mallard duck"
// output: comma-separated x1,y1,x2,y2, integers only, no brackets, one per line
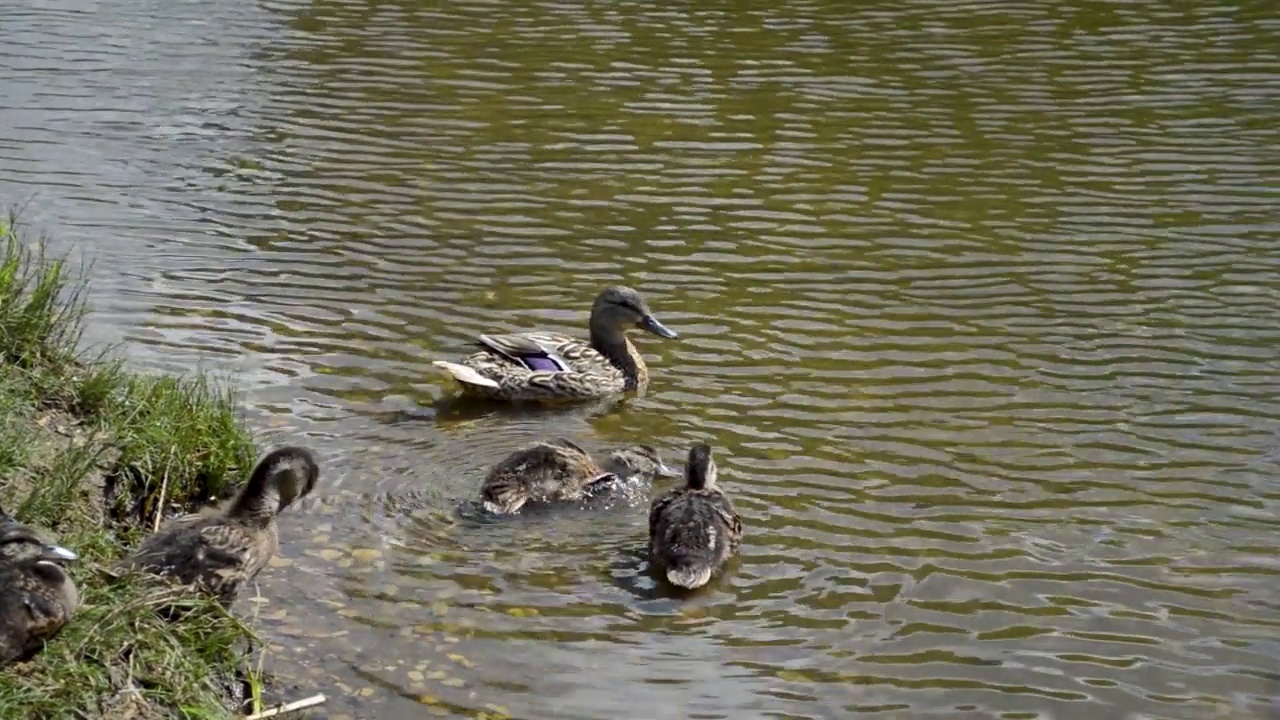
432,285,679,402
117,446,319,605
0,507,79,664
648,443,743,589
481,438,680,515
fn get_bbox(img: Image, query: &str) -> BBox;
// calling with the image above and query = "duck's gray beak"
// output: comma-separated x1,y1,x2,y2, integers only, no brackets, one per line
656,460,682,478
639,314,678,339
41,544,78,562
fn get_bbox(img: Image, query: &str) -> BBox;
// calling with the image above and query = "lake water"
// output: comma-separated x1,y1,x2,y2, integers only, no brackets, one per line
2,1,1278,718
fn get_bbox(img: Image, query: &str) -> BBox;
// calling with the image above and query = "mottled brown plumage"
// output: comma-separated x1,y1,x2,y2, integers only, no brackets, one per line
117,446,319,605
0,506,79,665
0,557,80,664
480,439,679,515
432,286,679,402
648,443,743,589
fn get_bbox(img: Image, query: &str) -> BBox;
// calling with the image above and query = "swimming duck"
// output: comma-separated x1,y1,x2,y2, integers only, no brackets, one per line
648,443,743,589
117,446,319,605
0,507,79,664
481,438,679,515
432,286,679,402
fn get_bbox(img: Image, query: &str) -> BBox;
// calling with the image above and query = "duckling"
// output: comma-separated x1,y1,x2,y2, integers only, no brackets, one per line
479,438,676,515
648,443,743,589
481,438,612,515
432,285,679,402
117,446,319,605
0,506,79,564
0,534,79,664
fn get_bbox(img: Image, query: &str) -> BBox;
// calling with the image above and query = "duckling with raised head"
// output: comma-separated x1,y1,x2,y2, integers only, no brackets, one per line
480,438,679,515
648,443,743,590
433,286,679,402
0,507,79,664
118,446,319,605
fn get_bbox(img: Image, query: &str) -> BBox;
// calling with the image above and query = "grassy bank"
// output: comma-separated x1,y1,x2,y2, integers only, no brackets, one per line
0,214,264,719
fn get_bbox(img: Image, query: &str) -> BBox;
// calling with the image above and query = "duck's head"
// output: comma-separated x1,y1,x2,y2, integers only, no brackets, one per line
261,446,321,512
605,444,681,479
590,286,678,340
0,507,79,564
232,446,321,520
684,443,717,490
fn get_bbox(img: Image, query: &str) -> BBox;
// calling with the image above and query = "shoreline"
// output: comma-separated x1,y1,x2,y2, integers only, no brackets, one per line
0,214,288,718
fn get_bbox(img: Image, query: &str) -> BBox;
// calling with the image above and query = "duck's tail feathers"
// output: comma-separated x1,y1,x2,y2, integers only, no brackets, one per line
432,361,501,389
665,563,714,589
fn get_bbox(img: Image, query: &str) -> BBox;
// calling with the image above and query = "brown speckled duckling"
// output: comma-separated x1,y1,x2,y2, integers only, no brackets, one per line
118,446,319,604
648,443,743,589
481,438,679,515
0,507,79,664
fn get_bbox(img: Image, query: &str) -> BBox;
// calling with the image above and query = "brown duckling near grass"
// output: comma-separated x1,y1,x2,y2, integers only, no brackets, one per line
0,506,79,664
117,446,319,605
481,438,679,515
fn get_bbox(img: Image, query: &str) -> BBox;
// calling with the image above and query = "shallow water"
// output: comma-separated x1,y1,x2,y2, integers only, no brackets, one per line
2,0,1279,718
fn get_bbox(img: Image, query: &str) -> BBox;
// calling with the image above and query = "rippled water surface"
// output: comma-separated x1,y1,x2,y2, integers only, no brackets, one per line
3,0,1280,718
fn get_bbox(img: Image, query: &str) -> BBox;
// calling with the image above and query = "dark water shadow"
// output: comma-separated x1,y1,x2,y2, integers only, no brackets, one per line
372,392,634,431
428,392,632,427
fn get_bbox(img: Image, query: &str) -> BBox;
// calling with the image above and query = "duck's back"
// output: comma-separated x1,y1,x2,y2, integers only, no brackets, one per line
648,488,742,588
124,512,278,604
487,441,598,490
464,332,631,398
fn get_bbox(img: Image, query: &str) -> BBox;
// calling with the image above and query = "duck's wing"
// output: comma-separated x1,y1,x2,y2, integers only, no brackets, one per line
647,488,681,548
478,333,574,372
196,524,263,571
122,513,206,567
710,493,744,553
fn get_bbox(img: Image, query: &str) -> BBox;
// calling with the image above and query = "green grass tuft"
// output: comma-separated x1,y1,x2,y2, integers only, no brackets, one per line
0,213,266,719
106,373,257,529
0,214,87,373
